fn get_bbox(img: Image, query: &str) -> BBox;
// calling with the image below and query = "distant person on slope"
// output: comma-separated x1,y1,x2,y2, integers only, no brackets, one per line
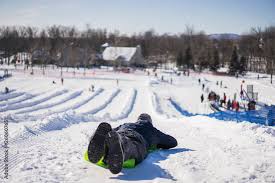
87,113,177,174
227,99,231,110
232,100,237,110
223,93,227,106
201,94,204,103
5,87,9,94
236,102,240,112
240,90,244,99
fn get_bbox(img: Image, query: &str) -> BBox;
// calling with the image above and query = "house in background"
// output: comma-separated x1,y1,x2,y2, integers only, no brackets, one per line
101,44,144,67
16,52,31,64
0,51,4,64
247,56,267,73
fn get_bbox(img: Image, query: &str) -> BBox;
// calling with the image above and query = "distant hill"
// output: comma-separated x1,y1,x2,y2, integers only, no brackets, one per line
208,33,240,40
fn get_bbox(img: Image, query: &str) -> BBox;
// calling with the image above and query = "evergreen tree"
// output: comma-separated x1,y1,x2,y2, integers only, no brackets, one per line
176,51,184,68
210,49,220,72
239,56,247,74
229,46,239,75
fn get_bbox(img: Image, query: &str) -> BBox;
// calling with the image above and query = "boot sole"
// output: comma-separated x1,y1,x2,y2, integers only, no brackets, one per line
88,122,112,163
106,131,124,174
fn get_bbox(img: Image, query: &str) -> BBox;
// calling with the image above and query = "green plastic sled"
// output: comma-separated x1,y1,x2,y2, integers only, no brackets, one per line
84,145,158,169
84,150,136,168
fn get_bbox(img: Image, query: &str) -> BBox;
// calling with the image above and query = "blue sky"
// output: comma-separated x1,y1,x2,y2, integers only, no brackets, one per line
0,0,274,35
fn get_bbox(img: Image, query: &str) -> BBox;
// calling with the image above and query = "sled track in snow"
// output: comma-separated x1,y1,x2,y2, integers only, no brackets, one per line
4,88,136,147
4,89,121,145
15,90,83,114
103,88,137,121
84,89,121,115
0,92,24,101
25,88,105,120
0,88,52,107
151,92,165,116
0,89,68,113
150,92,183,119
3,89,105,122
111,88,137,120
0,93,38,107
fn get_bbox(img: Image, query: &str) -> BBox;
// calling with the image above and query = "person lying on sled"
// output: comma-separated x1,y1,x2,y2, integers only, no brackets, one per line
87,113,177,174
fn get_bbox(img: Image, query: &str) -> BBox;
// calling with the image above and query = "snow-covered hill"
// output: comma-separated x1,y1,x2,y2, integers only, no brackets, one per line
0,66,274,182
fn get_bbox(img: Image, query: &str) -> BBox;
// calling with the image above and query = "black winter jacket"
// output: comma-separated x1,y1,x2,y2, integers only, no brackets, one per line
114,119,177,150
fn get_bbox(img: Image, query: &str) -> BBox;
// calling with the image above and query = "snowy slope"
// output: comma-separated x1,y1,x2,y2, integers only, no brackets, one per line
0,66,275,183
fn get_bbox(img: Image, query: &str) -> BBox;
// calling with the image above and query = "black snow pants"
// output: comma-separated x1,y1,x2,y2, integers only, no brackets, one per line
115,129,148,164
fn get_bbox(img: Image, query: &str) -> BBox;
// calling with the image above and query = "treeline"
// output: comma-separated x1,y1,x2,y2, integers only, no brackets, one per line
0,25,274,74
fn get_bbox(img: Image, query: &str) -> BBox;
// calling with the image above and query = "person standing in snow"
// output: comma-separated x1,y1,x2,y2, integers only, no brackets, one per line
201,94,204,103
232,100,237,110
5,87,9,94
61,77,64,85
248,100,256,110
223,93,227,106
216,95,220,104
87,113,177,174
236,102,240,112
240,82,244,99
240,90,244,100
198,78,201,84
227,99,231,110
202,84,205,91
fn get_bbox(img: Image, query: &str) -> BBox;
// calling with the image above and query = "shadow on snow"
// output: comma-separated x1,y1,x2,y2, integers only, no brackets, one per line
110,147,193,181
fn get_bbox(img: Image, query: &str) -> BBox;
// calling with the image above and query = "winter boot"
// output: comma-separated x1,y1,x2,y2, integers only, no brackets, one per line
88,122,112,163
105,131,124,174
